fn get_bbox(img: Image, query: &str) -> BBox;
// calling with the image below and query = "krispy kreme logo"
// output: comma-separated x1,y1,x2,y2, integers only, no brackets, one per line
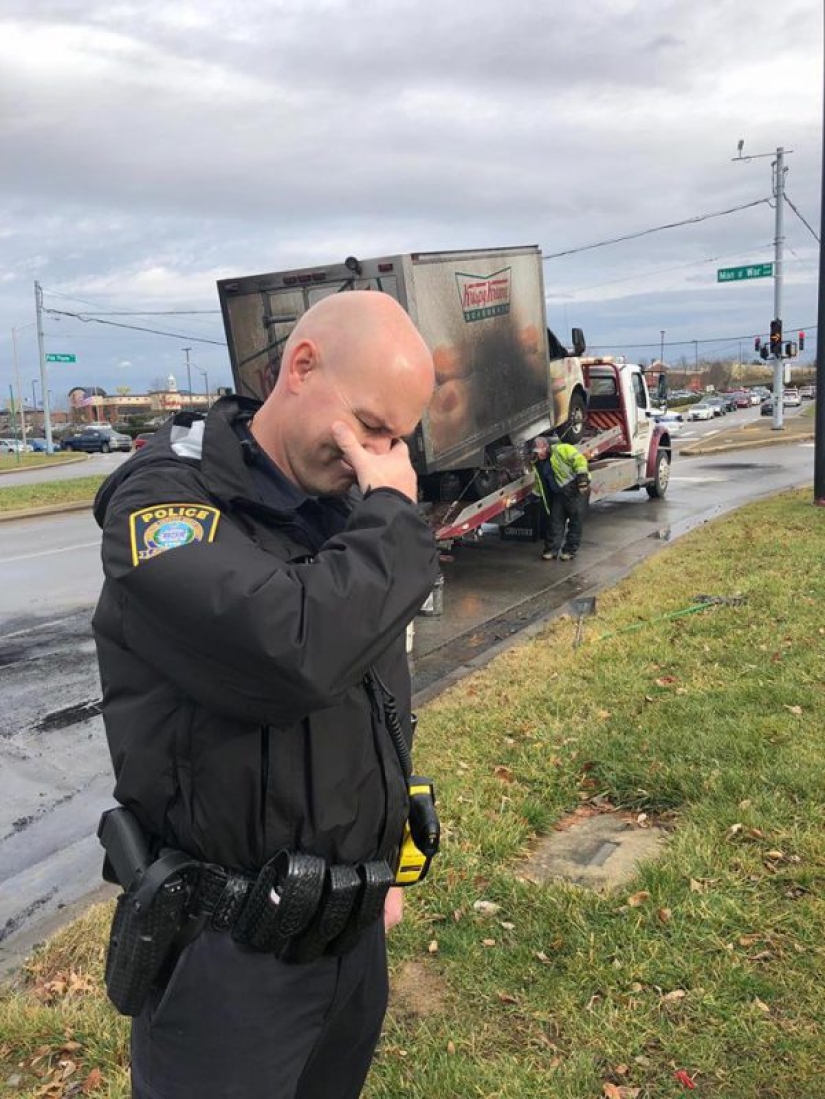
455,267,511,322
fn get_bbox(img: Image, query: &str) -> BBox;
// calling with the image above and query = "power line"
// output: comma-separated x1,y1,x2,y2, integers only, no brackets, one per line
542,197,772,261
559,241,776,296
783,193,820,243
43,308,227,346
57,310,221,316
588,323,817,351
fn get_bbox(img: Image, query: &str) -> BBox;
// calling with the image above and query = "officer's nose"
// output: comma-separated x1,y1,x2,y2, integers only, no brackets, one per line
362,436,394,456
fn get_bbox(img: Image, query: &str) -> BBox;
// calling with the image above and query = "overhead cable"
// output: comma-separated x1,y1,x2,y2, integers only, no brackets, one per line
542,197,772,261
43,308,226,346
783,194,821,243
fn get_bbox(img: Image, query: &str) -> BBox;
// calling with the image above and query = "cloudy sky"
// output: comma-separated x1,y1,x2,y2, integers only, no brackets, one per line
1,0,821,405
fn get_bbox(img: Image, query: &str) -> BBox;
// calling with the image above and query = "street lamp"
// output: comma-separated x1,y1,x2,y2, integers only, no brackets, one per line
660,329,665,365
198,367,210,409
182,347,193,411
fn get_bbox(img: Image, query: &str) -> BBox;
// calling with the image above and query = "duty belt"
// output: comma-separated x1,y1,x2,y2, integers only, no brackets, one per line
183,852,395,962
99,807,397,1015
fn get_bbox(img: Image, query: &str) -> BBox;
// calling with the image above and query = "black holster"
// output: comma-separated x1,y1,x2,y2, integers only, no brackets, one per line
103,850,194,1017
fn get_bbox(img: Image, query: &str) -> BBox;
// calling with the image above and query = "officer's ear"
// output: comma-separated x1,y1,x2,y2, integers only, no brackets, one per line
284,339,320,395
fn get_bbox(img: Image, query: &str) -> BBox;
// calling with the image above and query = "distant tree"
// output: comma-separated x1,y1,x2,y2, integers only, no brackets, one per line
116,385,132,396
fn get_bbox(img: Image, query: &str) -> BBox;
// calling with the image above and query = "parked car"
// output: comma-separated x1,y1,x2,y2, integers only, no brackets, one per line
0,438,33,453
29,437,61,453
132,431,156,451
60,426,133,453
760,399,774,416
704,397,727,417
687,402,716,421
782,389,801,408
799,385,816,400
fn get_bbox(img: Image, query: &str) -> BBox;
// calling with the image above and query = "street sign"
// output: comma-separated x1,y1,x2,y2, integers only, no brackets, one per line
717,263,773,283
45,353,77,363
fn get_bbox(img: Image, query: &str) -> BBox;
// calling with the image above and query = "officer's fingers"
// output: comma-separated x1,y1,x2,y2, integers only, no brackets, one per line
331,421,366,472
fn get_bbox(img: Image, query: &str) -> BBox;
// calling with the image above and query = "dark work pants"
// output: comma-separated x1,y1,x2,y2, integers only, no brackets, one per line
131,922,388,1099
545,491,586,555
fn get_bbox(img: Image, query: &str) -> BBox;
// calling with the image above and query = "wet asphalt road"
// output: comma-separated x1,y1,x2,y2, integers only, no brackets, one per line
0,416,814,972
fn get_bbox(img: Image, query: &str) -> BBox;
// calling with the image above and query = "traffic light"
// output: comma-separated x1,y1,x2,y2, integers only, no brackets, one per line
754,336,761,352
769,319,782,357
760,343,770,361
798,331,805,351
784,342,793,358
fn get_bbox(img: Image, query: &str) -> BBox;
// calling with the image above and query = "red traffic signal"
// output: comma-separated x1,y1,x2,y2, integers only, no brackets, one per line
799,331,805,351
754,337,761,351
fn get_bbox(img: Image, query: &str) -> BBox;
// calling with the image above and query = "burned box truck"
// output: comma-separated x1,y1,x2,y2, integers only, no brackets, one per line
217,246,588,524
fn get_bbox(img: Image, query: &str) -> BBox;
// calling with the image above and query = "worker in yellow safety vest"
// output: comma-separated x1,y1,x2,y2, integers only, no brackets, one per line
532,436,591,561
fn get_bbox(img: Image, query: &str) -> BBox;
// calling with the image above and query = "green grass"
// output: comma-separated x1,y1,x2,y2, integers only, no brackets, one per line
1,488,823,1098
0,476,106,513
0,453,83,472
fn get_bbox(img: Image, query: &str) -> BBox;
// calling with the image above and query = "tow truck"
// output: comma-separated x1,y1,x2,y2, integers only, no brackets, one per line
433,356,672,545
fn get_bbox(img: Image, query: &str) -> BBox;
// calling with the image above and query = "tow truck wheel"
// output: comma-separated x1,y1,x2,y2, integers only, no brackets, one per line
559,393,587,445
646,449,670,498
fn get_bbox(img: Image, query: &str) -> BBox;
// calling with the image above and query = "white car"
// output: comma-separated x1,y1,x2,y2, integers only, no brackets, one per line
0,438,33,453
782,389,801,408
653,411,684,434
687,403,715,421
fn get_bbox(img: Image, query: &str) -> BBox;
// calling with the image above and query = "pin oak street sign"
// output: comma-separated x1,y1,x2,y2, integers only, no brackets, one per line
45,353,77,363
717,263,773,283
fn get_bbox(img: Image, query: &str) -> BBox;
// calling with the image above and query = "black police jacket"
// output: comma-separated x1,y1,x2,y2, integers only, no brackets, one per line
92,397,439,872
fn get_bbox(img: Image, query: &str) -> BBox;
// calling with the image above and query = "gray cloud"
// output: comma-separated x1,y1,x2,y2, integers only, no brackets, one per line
0,0,820,397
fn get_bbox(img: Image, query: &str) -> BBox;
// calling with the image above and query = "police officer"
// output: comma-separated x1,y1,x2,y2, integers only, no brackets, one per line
532,435,591,561
92,291,438,1099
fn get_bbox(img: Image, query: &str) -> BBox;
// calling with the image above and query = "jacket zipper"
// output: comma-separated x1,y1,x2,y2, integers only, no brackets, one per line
363,673,391,858
260,726,269,852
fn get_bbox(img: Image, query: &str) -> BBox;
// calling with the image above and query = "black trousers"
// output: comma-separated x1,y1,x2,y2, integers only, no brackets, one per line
544,491,586,554
131,922,388,1099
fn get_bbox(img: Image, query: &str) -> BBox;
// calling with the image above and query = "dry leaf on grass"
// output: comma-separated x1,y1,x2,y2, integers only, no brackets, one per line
627,890,651,907
784,705,803,716
427,940,438,954
82,1068,104,1094
472,900,501,917
492,765,514,783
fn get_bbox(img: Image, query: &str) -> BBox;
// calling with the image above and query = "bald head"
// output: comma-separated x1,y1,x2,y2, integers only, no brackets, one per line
252,291,435,496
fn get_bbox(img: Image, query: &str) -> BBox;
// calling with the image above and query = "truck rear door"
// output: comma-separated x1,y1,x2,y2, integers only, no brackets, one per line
218,264,403,401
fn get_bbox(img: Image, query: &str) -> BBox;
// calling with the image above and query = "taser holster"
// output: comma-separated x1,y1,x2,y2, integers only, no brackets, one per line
395,776,440,887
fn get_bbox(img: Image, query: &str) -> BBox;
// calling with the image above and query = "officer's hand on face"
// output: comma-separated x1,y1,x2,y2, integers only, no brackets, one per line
332,422,418,503
384,886,404,932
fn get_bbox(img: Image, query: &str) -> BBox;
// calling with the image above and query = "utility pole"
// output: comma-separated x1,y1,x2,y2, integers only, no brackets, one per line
11,327,27,449
182,347,193,411
693,340,698,371
731,142,792,431
815,27,825,505
772,148,786,429
34,281,54,453
660,330,665,364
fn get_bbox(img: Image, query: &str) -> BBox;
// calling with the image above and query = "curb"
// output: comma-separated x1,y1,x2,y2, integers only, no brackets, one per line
0,456,89,476
680,431,814,457
0,500,94,523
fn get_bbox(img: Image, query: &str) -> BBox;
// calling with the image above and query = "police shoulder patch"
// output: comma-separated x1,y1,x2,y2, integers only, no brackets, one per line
128,503,221,566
